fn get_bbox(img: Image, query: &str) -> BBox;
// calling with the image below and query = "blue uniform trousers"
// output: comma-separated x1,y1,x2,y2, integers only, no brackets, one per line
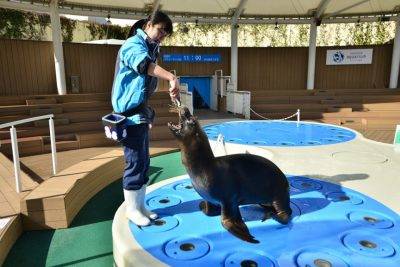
121,124,150,190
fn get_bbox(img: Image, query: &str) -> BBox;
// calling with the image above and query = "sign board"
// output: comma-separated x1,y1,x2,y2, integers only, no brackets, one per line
163,54,221,63
326,49,373,65
394,125,400,145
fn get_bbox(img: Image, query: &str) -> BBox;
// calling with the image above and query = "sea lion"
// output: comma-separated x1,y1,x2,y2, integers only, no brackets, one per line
168,106,292,243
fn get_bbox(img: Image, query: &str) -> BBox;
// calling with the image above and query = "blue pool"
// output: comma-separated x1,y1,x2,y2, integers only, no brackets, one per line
203,121,357,146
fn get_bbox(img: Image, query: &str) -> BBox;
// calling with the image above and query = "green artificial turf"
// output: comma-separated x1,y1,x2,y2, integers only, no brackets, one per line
4,151,186,267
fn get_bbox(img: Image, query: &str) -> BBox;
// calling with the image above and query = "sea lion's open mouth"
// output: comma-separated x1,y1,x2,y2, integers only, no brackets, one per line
167,121,182,131
168,104,186,134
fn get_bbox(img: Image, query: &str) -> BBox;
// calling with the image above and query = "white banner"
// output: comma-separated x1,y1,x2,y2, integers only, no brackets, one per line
326,49,373,65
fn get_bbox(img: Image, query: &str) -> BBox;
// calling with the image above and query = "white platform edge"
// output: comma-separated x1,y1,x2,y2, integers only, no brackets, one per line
113,121,400,266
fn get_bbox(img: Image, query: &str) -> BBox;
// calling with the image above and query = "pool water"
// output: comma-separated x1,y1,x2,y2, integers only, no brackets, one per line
203,121,357,146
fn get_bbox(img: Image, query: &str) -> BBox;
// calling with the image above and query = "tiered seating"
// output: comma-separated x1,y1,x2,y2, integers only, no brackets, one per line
0,92,176,156
250,89,400,131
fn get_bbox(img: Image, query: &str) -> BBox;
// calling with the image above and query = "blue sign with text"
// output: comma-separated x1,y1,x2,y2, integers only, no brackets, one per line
163,54,221,63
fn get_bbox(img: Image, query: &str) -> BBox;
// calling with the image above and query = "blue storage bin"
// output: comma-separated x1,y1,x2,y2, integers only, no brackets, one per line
102,113,127,141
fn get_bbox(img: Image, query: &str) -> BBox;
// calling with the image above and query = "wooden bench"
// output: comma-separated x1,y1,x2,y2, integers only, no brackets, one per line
20,142,178,230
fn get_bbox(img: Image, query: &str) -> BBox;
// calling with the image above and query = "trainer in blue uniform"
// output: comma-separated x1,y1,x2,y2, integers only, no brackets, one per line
111,11,179,226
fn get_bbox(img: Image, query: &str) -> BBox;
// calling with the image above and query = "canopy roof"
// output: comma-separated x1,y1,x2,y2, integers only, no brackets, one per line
2,0,400,24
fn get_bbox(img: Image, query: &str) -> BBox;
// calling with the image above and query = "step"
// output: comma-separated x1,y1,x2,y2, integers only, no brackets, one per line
43,140,80,153
42,133,78,144
320,99,343,105
34,118,70,127
26,97,57,106
0,114,32,125
320,111,400,119
0,153,38,191
362,95,400,103
61,101,111,112
362,102,400,111
77,131,118,148
0,96,25,106
252,103,326,113
0,121,102,140
312,90,335,96
0,137,44,157
251,90,314,97
30,107,63,116
56,110,110,123
325,106,352,113
252,96,290,104
55,93,109,103
0,105,30,116
318,118,341,125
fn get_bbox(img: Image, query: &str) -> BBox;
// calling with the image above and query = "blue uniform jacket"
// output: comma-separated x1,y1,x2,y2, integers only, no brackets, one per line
111,29,158,125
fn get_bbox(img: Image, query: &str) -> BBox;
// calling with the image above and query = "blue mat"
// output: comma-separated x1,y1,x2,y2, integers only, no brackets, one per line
203,121,357,146
130,176,400,267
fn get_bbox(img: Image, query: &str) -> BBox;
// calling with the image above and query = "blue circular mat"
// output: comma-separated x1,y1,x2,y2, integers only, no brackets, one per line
203,121,357,146
129,176,400,267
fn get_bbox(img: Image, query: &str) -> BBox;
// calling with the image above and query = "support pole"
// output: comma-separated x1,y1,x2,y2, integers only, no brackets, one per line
49,118,58,175
50,0,67,95
389,15,400,89
307,19,317,90
10,126,22,193
231,24,238,90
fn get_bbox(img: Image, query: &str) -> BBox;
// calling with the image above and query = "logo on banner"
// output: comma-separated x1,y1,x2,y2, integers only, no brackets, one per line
333,51,345,63
326,49,373,65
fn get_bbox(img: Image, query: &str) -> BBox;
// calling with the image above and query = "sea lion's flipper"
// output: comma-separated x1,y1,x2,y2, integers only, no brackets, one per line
259,204,275,222
199,201,221,216
272,200,292,224
221,204,259,243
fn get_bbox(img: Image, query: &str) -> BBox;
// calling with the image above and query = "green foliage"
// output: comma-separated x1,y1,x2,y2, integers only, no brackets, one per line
0,8,396,46
61,17,77,42
163,23,231,46
0,8,50,40
0,8,78,42
86,22,130,40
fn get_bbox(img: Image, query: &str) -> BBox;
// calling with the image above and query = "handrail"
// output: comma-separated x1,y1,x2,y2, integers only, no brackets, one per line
0,114,57,193
0,114,54,129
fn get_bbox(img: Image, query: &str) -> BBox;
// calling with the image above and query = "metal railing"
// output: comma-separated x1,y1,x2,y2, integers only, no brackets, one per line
0,114,57,193
250,108,301,123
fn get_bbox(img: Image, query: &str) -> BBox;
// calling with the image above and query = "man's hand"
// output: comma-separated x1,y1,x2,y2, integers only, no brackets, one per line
169,77,180,101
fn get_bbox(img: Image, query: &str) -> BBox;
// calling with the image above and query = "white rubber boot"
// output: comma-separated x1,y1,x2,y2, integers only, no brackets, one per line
123,188,150,226
141,185,158,220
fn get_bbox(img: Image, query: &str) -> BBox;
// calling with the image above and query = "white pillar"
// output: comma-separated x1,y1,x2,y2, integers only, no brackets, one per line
50,0,67,95
389,15,400,89
231,24,238,90
307,19,317,90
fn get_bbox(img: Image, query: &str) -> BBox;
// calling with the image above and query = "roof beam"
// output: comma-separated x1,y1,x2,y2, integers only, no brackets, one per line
231,0,248,23
1,0,398,25
324,0,370,18
316,0,332,19
0,0,50,14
